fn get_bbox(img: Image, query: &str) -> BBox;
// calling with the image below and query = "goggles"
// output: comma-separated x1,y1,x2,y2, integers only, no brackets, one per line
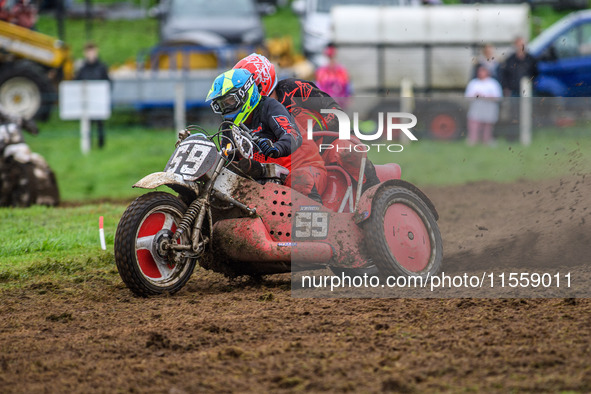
211,93,242,115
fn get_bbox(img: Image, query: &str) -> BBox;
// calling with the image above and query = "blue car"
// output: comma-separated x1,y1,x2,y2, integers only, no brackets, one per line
529,10,591,97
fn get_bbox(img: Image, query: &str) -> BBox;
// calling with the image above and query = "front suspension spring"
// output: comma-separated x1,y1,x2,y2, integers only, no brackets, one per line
173,199,202,241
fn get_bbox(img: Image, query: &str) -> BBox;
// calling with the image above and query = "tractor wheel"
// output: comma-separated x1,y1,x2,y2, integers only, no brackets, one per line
0,61,55,120
364,186,442,278
420,102,465,140
114,192,197,297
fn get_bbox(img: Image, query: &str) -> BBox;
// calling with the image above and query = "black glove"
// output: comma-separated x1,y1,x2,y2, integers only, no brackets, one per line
258,138,280,159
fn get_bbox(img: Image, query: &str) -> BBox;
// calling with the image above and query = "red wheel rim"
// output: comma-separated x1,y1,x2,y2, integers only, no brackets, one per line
383,202,431,272
430,114,457,140
135,211,178,280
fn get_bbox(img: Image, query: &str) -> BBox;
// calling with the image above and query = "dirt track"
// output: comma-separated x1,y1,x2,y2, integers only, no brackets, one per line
1,175,591,393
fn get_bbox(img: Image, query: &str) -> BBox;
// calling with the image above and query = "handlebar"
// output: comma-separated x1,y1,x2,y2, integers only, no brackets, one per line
220,122,276,160
237,122,274,153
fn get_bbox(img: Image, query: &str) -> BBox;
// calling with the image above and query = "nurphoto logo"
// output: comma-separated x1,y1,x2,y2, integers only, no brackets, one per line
307,109,418,153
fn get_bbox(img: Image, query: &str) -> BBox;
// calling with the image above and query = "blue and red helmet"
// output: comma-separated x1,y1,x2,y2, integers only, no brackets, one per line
206,69,261,125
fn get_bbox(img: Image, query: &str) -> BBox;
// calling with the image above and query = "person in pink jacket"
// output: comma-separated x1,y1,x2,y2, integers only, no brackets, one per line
314,44,351,109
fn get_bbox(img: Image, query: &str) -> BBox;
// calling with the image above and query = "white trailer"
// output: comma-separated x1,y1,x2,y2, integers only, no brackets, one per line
331,4,530,139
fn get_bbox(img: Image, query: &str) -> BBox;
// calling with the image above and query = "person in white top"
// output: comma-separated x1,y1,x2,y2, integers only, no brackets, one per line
464,65,503,146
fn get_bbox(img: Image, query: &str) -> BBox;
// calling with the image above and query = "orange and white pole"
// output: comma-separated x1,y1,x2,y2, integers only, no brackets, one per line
99,216,106,250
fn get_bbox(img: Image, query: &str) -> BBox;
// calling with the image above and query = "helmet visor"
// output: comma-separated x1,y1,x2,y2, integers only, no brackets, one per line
211,93,241,115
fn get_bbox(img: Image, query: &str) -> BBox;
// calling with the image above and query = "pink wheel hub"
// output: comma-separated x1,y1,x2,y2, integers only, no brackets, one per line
383,202,431,272
135,212,178,280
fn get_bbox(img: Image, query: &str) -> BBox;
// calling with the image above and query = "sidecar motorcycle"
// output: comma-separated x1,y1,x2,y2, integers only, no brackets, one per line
114,122,442,296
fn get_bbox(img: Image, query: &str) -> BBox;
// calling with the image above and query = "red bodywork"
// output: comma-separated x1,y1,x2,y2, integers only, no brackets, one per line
212,132,404,272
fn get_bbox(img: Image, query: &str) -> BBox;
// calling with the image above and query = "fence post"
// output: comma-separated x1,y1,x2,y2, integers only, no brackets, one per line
400,78,414,144
520,77,532,146
174,82,186,135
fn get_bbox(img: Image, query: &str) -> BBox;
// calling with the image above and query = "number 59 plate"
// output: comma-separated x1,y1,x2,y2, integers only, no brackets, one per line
165,135,219,181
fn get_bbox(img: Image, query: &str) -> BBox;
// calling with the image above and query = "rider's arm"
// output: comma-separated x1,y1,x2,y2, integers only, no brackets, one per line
262,98,302,157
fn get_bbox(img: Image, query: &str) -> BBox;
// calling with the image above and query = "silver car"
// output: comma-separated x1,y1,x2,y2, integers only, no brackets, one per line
152,0,265,46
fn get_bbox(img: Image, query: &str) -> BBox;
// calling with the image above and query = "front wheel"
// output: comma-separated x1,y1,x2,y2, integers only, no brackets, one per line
114,192,196,297
364,187,442,278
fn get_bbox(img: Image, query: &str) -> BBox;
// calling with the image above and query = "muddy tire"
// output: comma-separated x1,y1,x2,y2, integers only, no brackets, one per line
0,61,55,120
364,187,442,278
115,192,196,297
0,159,35,207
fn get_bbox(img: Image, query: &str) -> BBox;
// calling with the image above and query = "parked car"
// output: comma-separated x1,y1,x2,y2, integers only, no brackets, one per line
292,0,416,65
529,10,591,97
151,0,265,46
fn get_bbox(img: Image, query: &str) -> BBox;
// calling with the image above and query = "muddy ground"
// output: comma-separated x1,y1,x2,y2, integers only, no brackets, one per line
1,175,591,393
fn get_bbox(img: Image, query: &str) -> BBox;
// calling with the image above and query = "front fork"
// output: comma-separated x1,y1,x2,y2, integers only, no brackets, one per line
170,158,227,256
166,158,258,258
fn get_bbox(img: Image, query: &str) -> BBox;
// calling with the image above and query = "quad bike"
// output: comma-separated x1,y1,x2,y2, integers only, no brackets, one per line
0,110,59,207
114,122,443,296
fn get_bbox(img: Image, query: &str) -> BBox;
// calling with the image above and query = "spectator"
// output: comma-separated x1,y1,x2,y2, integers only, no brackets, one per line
314,43,351,108
500,36,538,97
465,64,503,146
75,42,110,149
473,44,499,81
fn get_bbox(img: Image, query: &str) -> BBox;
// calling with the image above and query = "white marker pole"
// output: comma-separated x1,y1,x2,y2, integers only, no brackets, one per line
99,216,106,250
81,81,91,154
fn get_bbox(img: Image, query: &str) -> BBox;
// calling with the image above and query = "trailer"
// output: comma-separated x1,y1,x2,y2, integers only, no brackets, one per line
109,44,260,125
331,4,530,139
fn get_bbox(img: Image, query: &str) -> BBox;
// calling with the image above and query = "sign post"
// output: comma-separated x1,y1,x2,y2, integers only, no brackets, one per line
59,80,111,154
519,77,532,147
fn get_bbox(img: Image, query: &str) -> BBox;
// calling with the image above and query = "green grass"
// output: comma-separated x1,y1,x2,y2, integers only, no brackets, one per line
36,15,159,68
262,5,302,53
0,203,124,286
531,6,572,37
27,111,179,202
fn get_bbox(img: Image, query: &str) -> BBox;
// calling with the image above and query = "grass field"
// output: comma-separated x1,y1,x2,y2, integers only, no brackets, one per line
0,204,121,285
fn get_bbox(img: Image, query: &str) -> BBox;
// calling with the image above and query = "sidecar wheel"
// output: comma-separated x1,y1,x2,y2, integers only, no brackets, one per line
115,192,196,297
364,187,442,278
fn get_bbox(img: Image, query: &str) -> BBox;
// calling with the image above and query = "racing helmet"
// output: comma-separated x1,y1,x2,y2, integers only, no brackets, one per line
206,69,261,125
233,53,277,96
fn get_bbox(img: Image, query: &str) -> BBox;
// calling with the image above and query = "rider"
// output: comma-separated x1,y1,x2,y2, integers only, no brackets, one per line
206,68,326,203
233,53,380,190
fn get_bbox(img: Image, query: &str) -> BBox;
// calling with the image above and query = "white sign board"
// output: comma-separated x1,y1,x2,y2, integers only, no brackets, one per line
59,81,111,154
59,80,111,120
